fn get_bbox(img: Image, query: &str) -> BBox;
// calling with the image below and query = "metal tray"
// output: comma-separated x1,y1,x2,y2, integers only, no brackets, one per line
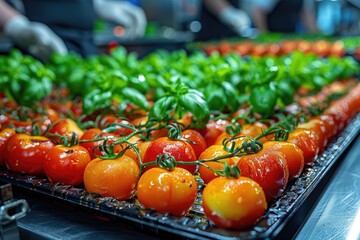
0,114,359,240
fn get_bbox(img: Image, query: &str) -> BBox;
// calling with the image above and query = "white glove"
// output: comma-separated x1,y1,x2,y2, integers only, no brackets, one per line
94,0,147,39
218,7,251,37
4,15,68,61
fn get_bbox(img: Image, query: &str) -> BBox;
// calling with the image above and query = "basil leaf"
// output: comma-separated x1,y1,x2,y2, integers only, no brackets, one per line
83,89,112,114
250,84,278,116
179,92,210,123
149,96,176,121
122,87,149,110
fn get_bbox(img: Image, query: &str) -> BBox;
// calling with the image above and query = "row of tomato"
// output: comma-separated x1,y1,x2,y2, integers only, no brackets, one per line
203,40,347,58
0,79,359,230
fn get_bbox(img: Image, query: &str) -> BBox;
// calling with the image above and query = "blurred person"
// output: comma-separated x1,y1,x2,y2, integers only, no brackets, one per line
196,0,252,41
251,0,318,33
0,0,147,60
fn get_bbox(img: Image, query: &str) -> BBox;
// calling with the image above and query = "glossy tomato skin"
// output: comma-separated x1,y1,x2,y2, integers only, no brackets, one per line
137,167,198,217
79,128,103,159
181,129,207,159
47,118,84,143
263,141,304,181
142,137,197,173
202,176,267,229
44,145,91,186
236,150,289,203
198,145,239,184
240,122,269,143
83,155,139,200
5,134,54,175
198,119,230,147
298,119,327,152
0,128,16,165
287,128,319,164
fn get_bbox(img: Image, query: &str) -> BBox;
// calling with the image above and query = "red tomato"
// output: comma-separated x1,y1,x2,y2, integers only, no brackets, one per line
44,145,91,186
83,155,139,200
181,129,207,159
236,150,289,203
298,119,327,151
5,134,54,175
198,119,230,147
263,141,304,181
137,167,198,217
47,118,84,143
287,128,319,164
198,145,238,184
0,128,16,166
240,122,269,143
142,137,197,173
202,176,267,229
79,128,103,159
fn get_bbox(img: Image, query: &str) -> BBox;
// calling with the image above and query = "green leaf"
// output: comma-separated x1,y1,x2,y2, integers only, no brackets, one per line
179,92,210,123
121,87,149,110
250,84,278,116
83,89,112,114
149,96,176,121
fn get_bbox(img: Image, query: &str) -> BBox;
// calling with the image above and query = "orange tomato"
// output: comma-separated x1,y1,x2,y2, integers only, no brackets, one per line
0,128,16,166
137,167,198,217
198,145,239,184
83,155,139,200
263,141,304,181
202,176,267,229
287,128,319,164
237,150,289,203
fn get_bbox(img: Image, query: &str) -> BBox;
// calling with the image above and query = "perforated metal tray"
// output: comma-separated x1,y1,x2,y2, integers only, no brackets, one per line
0,114,359,240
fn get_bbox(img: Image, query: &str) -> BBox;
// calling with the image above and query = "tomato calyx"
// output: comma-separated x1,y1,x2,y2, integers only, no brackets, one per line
57,132,79,147
156,153,177,171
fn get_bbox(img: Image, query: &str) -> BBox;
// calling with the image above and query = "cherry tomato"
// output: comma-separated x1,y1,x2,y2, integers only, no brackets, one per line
202,176,267,229
198,145,239,184
181,129,207,159
137,167,198,217
298,119,327,151
198,119,230,147
240,122,269,143
83,155,139,200
236,150,289,203
47,118,84,143
263,141,304,181
79,128,103,159
5,133,54,175
44,145,91,186
0,128,16,166
287,128,319,164
132,116,168,139
142,137,197,173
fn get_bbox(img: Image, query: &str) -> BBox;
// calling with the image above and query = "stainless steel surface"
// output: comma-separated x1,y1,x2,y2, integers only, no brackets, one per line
296,134,360,240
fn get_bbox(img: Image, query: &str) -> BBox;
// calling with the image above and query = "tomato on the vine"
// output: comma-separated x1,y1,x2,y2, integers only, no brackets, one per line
83,155,139,200
137,167,198,217
202,176,267,229
142,137,197,173
44,144,91,186
5,133,54,175
181,129,207,159
198,119,230,147
287,128,319,164
47,118,84,143
198,145,238,184
236,150,289,203
263,141,304,181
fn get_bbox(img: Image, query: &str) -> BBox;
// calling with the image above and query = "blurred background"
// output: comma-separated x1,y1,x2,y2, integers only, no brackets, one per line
1,0,360,56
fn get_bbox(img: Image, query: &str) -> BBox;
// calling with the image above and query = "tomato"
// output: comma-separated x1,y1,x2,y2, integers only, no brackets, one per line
198,145,238,184
298,119,327,151
98,114,134,136
79,128,103,159
47,118,84,143
142,137,197,173
83,155,139,200
314,114,336,141
236,150,289,203
240,122,269,143
44,144,91,186
181,129,206,159
5,134,54,175
280,40,298,55
287,128,319,164
0,128,16,166
198,119,230,147
312,40,331,57
137,167,198,217
263,141,304,181
202,176,267,229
